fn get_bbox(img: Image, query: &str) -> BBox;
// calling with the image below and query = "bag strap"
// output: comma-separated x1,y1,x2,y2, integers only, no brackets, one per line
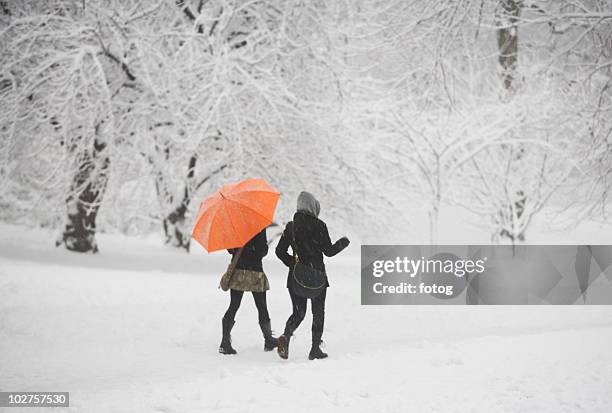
228,247,244,274
291,222,299,263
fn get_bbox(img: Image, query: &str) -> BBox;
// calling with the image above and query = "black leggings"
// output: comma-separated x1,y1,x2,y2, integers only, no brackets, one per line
283,287,327,343
223,289,270,324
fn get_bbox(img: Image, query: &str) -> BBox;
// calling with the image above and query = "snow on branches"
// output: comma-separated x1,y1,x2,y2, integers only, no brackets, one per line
0,0,610,248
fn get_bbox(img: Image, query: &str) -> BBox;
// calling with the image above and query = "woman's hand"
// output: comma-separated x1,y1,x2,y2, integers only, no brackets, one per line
338,236,350,250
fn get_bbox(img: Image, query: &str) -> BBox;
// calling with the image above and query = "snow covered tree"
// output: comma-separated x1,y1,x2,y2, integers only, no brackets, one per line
0,0,352,250
1,0,610,247
0,1,131,252
337,0,611,243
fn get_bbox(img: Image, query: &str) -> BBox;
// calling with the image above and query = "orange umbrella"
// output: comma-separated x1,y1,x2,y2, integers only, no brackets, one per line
192,178,280,252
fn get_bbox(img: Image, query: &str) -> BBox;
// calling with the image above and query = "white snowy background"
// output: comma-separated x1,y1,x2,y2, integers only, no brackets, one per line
1,1,612,412
2,213,612,412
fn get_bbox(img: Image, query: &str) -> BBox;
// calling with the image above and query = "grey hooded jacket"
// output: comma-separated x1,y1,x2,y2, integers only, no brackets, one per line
276,192,349,287
296,191,320,217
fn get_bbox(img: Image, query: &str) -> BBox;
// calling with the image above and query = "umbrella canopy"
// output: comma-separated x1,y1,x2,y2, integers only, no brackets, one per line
192,178,280,252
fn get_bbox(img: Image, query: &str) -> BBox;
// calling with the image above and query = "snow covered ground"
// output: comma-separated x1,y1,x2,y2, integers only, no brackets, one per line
1,222,612,412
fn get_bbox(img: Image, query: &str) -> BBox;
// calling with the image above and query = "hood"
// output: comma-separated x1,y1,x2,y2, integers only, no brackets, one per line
296,191,320,217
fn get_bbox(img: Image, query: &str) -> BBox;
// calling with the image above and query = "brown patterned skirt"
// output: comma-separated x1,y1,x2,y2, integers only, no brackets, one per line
228,269,270,292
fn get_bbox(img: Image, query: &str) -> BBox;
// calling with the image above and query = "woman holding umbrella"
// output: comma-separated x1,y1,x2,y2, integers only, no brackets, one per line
220,228,278,354
192,179,281,355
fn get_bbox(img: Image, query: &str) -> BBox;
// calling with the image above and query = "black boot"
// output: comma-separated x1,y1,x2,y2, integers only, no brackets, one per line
259,320,278,351
308,339,328,360
219,317,237,355
277,334,290,359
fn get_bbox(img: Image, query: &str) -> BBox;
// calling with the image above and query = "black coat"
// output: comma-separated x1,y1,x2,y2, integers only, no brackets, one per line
275,211,349,288
228,228,268,272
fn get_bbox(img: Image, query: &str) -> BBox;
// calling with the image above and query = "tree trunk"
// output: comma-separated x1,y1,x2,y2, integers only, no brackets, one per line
163,186,192,252
497,0,521,92
497,0,525,242
498,189,526,244
56,137,109,253
161,154,197,252
159,150,227,252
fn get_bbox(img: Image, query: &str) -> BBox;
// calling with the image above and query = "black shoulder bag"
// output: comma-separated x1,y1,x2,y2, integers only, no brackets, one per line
291,223,327,299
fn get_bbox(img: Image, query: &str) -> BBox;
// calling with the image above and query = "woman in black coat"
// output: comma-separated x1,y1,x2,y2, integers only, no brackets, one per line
275,191,350,360
219,228,278,355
